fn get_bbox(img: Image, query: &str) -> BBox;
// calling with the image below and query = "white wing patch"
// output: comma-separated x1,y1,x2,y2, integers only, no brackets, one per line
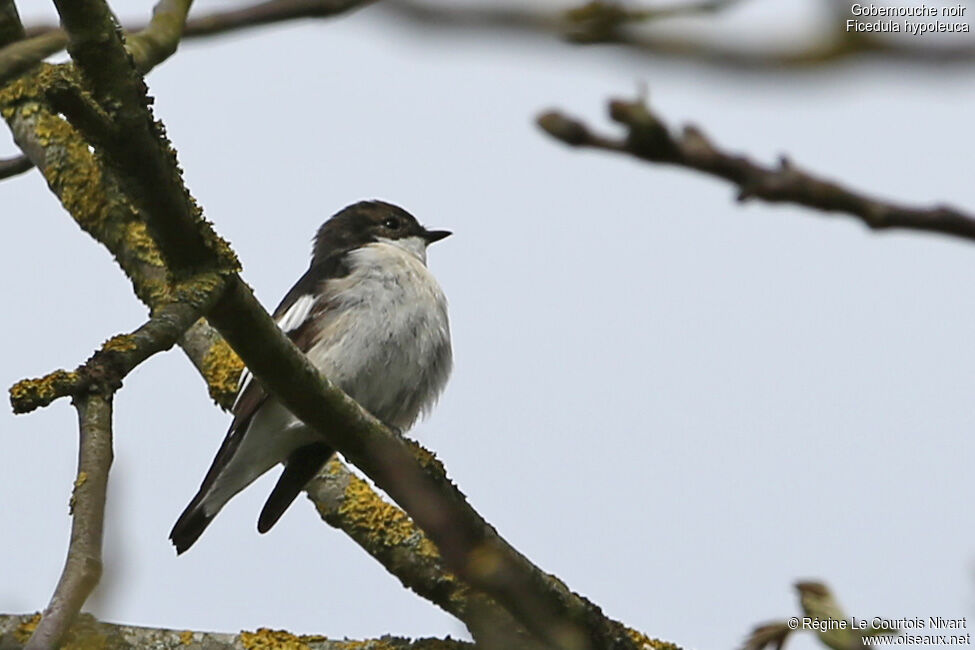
276,293,316,333
232,368,252,410
231,293,316,410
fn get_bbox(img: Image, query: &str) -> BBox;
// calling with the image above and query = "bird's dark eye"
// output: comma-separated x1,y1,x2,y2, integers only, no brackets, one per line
383,217,401,230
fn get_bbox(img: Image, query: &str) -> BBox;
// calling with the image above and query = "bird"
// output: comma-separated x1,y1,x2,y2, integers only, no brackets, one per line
170,200,453,554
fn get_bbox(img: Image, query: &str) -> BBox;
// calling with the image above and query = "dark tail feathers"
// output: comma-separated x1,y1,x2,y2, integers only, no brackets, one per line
257,443,333,534
170,494,215,555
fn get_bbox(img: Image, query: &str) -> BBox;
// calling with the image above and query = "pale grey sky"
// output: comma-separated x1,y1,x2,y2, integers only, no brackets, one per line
3,2,974,650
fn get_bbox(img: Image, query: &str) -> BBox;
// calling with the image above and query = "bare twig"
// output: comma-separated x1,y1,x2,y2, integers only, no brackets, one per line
0,153,31,179
17,0,376,52
178,0,377,38
380,0,975,69
537,98,975,243
23,394,113,650
563,0,744,43
2,613,475,650
125,0,194,73
742,581,885,650
0,29,67,85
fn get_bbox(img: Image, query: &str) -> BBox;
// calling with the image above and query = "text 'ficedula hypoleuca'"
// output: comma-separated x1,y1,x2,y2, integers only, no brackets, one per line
170,200,452,553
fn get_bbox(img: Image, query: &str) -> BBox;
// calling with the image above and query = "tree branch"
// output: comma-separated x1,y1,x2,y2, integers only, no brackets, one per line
177,0,378,38
22,394,113,650
0,153,31,179
537,98,975,243
306,459,675,650
0,29,66,86
308,458,545,650
11,0,376,65
1,62,242,406
9,271,226,414
125,0,193,74
380,0,975,70
53,0,238,276
1,613,475,650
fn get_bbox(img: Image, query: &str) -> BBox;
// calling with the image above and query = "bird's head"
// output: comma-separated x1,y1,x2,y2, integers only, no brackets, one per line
314,200,451,264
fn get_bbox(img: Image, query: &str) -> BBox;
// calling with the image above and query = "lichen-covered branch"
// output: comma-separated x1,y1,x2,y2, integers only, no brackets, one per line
306,459,677,650
308,459,545,650
22,394,113,650
0,41,243,404
1,613,475,650
1,64,244,406
53,0,238,276
537,98,975,243
9,271,226,414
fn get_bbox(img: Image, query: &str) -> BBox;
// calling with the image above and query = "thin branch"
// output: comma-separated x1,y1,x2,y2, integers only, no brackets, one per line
380,0,975,69
0,29,67,86
743,581,882,650
9,272,226,414
178,0,377,38
126,0,193,74
2,613,475,650
15,0,377,58
537,98,975,243
0,153,31,179
1,0,374,88
563,0,745,43
23,394,113,650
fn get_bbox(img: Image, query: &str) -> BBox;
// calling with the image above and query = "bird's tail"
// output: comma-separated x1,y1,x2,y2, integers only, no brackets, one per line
257,443,333,534
170,492,217,554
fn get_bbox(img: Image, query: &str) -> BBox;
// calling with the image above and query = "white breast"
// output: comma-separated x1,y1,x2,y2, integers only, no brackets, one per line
305,239,452,430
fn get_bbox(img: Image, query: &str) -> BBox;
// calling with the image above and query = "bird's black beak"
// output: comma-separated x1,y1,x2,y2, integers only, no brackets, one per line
423,229,452,244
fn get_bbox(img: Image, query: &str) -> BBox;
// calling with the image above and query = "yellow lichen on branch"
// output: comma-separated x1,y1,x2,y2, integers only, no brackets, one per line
124,220,166,268
101,335,137,353
336,468,424,549
200,338,243,406
239,628,320,650
13,613,41,644
627,629,682,650
68,471,88,514
9,370,80,413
